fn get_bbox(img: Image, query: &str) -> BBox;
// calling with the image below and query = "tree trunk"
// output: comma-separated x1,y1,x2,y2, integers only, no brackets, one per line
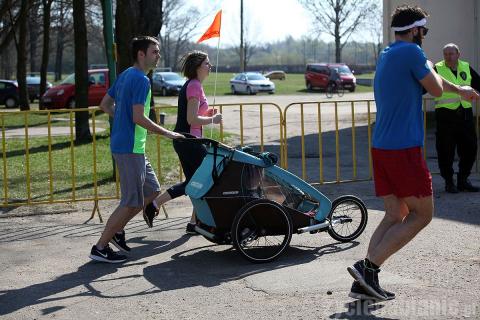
335,36,341,63
40,0,53,109
115,1,135,73
17,0,31,111
54,0,66,81
72,0,91,143
28,2,41,74
115,0,163,73
54,31,64,81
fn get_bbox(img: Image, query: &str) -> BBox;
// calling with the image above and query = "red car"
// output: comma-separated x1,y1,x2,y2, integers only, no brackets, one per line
41,69,109,109
305,63,356,92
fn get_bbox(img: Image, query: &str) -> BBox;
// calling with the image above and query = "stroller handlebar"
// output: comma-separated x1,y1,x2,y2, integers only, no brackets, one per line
176,134,233,151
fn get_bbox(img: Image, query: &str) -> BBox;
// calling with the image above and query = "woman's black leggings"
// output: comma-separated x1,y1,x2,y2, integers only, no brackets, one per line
166,139,207,199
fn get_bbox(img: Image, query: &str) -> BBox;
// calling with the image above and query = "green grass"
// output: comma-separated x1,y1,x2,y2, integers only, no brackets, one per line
0,115,227,204
1,111,110,130
201,72,373,96
356,72,375,79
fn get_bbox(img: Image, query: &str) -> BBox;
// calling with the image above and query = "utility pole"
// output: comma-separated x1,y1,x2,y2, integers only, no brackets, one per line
240,0,244,72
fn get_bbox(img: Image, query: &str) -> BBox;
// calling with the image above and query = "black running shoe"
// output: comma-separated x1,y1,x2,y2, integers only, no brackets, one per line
89,245,127,263
110,230,131,252
349,281,395,301
143,202,158,228
186,223,197,235
347,260,387,301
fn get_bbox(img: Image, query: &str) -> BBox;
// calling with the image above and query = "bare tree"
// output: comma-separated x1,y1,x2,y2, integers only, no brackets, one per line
72,0,91,142
299,0,377,62
28,0,41,74
52,0,73,81
159,0,207,70
367,4,382,64
240,23,257,69
0,0,17,53
232,1,257,70
11,0,33,110
0,1,16,79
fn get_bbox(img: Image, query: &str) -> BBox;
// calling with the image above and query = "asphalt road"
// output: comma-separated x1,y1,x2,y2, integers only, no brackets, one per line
1,91,479,319
0,174,479,319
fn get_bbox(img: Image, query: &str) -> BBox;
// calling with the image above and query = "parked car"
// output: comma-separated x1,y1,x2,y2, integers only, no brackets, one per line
305,63,356,92
264,70,286,80
0,80,19,108
27,76,53,102
40,69,109,109
230,72,275,95
152,72,186,96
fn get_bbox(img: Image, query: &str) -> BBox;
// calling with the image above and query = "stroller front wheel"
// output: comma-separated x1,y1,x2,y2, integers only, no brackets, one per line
327,195,368,242
232,199,292,263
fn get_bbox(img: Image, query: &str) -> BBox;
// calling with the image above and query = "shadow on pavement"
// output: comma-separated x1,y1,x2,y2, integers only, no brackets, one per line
143,240,359,292
0,218,187,242
0,235,190,316
252,124,480,226
328,300,398,320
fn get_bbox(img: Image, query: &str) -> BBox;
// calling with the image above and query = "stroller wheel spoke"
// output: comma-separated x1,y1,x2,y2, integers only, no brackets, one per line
233,199,292,263
327,196,368,242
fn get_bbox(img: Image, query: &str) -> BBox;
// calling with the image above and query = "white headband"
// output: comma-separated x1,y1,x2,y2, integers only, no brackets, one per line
391,18,426,31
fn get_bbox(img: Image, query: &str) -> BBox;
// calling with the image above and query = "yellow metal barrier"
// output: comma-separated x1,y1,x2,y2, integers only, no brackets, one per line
1,98,478,214
283,100,377,185
283,98,479,185
0,103,284,214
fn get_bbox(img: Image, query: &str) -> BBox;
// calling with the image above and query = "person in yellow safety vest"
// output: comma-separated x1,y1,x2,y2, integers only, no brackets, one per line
434,43,480,193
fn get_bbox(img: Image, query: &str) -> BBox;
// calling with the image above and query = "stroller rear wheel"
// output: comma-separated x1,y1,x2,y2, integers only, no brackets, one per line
232,199,292,263
327,195,368,242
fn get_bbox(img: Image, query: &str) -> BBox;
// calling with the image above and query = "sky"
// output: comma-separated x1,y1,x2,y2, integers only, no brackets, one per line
192,0,318,47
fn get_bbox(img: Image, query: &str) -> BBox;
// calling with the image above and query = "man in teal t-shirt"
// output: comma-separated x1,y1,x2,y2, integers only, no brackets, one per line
89,36,183,263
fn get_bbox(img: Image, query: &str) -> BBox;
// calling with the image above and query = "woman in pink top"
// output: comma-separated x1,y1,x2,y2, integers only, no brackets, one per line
143,51,223,233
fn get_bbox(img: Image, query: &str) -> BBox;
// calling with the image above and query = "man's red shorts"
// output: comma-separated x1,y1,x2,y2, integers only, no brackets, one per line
372,147,432,198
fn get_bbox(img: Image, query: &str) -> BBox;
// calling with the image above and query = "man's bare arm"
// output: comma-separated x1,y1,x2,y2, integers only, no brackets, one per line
441,79,480,101
99,94,115,117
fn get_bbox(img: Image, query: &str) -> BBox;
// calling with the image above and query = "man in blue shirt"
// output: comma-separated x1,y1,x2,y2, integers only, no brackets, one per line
347,5,479,301
89,36,183,263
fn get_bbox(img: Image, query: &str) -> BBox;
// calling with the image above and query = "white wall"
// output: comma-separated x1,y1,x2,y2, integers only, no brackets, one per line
383,0,479,71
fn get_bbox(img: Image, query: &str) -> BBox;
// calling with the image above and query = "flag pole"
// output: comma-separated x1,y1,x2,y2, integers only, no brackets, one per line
212,36,220,107
210,35,221,138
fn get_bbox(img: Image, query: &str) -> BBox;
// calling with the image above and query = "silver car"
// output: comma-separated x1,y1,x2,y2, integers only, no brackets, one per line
152,72,186,96
230,72,275,95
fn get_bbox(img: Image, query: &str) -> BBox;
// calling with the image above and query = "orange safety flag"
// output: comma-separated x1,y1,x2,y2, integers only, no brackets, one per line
197,10,222,43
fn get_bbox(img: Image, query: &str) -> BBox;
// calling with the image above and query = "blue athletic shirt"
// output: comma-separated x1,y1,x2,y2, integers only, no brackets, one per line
372,41,431,150
107,67,151,154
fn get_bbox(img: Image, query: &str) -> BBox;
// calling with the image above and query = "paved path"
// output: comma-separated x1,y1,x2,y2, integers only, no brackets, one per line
0,175,479,319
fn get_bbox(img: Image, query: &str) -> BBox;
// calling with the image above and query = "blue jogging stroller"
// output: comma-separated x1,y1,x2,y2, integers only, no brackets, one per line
183,137,368,263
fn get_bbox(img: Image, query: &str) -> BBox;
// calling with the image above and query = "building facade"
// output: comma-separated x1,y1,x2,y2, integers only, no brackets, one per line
383,0,480,71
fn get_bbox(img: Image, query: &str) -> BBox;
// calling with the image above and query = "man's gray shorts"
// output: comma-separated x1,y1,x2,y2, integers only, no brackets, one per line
113,153,161,208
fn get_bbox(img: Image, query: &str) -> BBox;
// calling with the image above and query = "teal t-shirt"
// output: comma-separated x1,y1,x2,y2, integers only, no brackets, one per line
108,67,151,154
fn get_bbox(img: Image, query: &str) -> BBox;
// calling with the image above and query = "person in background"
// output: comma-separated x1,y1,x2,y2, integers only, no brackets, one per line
434,43,480,193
